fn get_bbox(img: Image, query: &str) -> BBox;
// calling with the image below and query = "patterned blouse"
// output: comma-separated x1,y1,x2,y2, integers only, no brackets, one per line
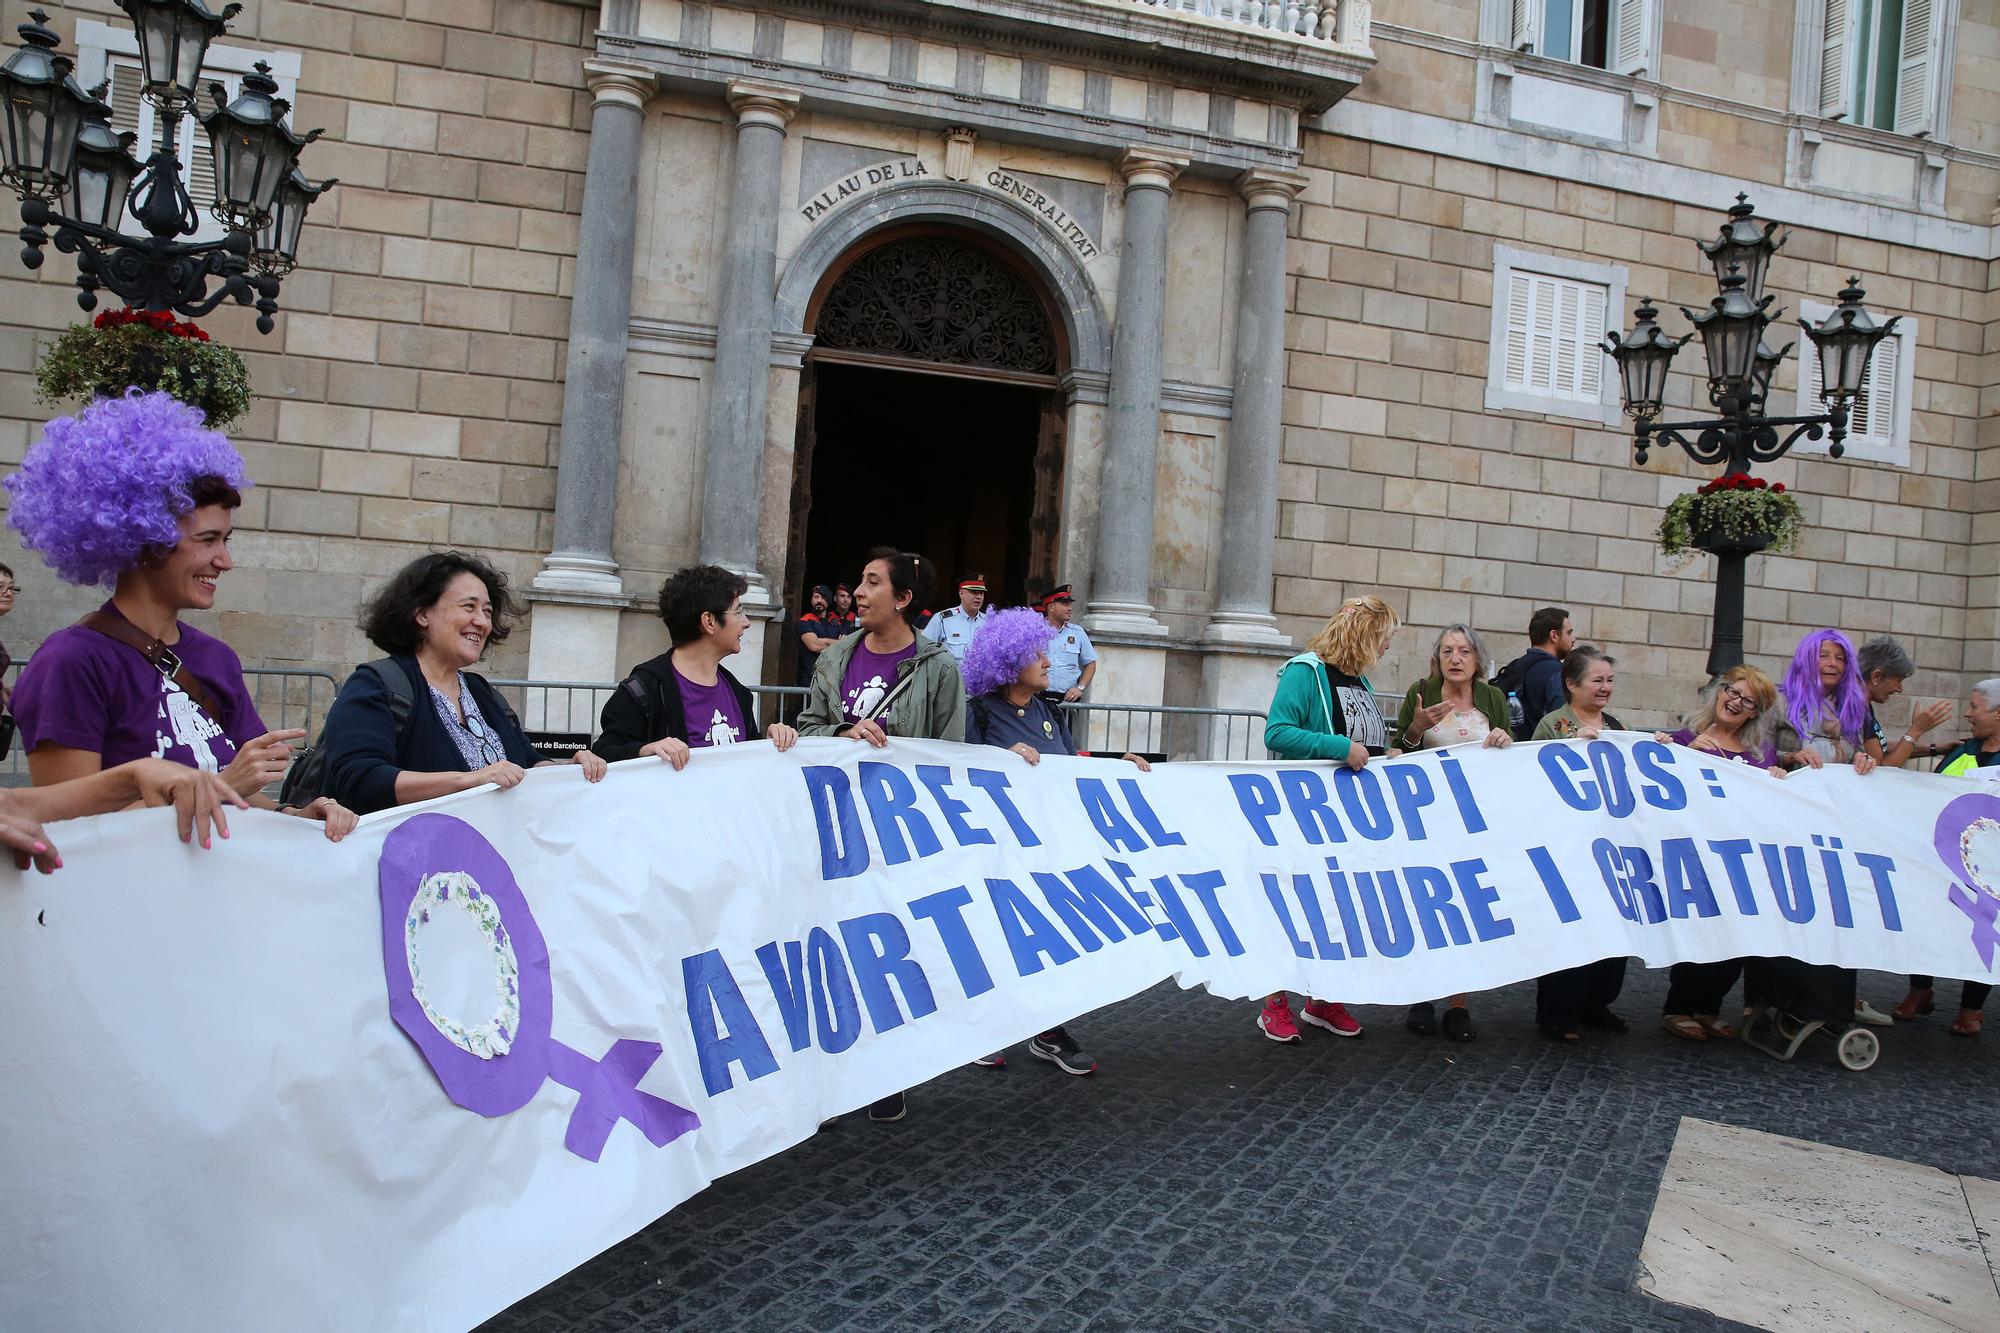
427,674,506,771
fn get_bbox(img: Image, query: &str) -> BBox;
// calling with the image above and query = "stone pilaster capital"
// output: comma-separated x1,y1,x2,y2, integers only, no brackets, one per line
583,61,656,111
726,80,801,132
1236,167,1310,212
1117,147,1190,193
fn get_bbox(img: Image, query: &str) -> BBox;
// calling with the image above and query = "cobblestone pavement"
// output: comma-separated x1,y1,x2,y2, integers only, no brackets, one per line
483,966,1998,1332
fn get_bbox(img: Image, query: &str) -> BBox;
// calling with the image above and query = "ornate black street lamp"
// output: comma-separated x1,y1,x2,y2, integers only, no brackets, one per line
1603,194,1899,676
0,5,334,333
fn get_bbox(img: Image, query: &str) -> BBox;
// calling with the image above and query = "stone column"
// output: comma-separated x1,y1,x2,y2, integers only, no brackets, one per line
1204,167,1308,648
526,62,654,724
1085,147,1187,638
533,61,656,599
1199,169,1309,754
697,81,800,601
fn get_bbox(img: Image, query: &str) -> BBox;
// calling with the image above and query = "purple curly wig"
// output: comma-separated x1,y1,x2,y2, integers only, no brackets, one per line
1782,627,1870,747
961,606,1057,698
4,389,250,588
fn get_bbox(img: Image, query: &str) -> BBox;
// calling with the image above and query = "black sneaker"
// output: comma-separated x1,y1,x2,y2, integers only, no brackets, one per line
867,1091,906,1122
1027,1027,1097,1076
971,1051,1007,1069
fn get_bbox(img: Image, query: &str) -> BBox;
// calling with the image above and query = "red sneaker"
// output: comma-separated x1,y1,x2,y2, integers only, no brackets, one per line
1302,999,1364,1038
1257,995,1302,1043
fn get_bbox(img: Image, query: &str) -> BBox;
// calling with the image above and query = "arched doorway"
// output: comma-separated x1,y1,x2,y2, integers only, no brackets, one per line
781,225,1068,678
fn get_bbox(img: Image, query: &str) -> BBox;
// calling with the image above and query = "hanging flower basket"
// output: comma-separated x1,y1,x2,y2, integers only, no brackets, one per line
1657,473,1803,569
36,308,252,430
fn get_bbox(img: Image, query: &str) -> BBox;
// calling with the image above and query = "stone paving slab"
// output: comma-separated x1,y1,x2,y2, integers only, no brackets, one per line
482,967,1998,1332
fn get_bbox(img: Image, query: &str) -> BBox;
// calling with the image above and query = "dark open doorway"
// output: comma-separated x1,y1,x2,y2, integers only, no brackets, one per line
774,226,1071,686
794,360,1053,611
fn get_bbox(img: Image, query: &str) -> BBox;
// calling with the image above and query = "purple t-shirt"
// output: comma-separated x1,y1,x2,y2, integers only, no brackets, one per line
840,640,918,726
12,602,266,773
1670,728,1782,770
676,667,748,749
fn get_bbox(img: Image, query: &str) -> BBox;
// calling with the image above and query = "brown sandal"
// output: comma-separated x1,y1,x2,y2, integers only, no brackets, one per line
1694,1014,1736,1040
1949,1010,1983,1037
1663,1014,1707,1041
1892,989,1935,1021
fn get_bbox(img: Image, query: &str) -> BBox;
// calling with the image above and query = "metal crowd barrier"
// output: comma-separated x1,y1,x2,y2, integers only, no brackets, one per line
1057,701,1273,763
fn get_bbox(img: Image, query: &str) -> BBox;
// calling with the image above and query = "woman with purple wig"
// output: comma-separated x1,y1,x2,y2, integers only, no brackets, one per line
961,606,1151,1077
4,390,354,841
1776,628,1881,774
1776,627,1890,1024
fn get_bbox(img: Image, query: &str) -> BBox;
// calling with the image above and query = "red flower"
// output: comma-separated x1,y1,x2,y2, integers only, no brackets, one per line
1772,482,1785,493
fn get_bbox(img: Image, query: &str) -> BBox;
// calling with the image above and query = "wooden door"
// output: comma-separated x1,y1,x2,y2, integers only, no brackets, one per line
1025,391,1065,603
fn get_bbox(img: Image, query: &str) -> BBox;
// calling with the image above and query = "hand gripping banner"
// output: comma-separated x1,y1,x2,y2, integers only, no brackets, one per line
2,737,1993,1331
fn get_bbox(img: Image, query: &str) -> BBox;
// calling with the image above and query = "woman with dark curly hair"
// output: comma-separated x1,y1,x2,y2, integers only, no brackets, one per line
960,606,1151,1077
5,390,353,841
317,550,607,815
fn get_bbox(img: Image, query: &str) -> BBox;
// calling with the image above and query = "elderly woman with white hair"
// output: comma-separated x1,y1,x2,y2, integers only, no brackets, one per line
1390,622,1512,1042
1891,676,2000,1036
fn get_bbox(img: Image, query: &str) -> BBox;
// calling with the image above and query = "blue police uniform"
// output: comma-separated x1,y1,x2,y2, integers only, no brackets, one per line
1045,621,1097,694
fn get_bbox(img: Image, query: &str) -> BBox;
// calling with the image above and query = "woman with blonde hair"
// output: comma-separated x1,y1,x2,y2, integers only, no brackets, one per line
1256,594,1400,1044
1653,665,1789,1041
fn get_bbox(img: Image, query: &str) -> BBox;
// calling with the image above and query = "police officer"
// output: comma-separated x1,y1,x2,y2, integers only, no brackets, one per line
921,573,989,664
1040,585,1096,702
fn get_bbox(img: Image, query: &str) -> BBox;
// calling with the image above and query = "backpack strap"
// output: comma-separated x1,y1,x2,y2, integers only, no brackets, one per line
364,658,417,733
80,612,226,721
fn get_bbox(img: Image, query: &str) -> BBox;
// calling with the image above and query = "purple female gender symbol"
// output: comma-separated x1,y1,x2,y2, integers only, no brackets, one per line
378,813,701,1161
1931,792,2000,971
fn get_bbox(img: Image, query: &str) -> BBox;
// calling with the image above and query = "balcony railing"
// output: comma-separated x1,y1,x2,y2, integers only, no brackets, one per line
1110,0,1373,51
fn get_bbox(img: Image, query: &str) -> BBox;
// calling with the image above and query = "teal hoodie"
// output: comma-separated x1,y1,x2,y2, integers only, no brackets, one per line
1265,651,1372,761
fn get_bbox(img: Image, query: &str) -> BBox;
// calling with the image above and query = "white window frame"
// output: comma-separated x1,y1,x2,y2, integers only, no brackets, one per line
72,20,300,244
1797,0,1954,138
1790,301,1917,467
1494,0,1659,75
1484,245,1626,427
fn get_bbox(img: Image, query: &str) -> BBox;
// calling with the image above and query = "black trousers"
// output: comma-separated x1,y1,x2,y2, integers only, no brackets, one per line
1910,975,1992,1011
1664,959,1744,1015
1536,958,1627,1027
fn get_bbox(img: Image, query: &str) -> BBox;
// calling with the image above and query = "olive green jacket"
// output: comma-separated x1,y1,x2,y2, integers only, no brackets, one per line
796,630,966,742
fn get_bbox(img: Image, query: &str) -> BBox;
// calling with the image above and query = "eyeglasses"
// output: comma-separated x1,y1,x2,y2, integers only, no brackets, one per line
1718,684,1759,710
0,584,17,596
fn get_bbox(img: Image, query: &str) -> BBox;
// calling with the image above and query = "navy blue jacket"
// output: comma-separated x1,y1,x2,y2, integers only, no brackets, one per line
966,692,1077,756
320,656,536,815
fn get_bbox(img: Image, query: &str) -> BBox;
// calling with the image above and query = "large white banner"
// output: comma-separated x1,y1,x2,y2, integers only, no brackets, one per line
3,736,1996,1332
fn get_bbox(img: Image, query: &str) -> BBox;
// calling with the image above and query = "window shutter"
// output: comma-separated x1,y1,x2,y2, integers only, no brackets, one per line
1893,0,1938,136
1854,336,1897,441
1612,0,1654,75
1819,0,1853,119
1505,269,1607,404
1504,271,1533,388
1510,0,1539,52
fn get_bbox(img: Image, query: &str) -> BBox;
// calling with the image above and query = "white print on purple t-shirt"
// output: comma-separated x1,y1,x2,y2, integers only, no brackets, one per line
153,677,228,772
846,674,889,721
701,708,740,747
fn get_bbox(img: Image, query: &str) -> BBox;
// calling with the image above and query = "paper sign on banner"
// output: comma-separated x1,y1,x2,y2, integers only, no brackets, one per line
1,736,1994,1332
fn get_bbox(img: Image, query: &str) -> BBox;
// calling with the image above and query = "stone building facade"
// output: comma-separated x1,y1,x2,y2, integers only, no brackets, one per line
2,0,1995,740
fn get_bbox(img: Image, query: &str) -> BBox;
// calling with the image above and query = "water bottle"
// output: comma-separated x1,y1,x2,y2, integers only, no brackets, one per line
1507,690,1524,732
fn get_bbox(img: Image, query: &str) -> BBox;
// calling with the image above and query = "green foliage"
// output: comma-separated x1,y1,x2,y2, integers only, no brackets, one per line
36,311,252,430
1657,472,1805,568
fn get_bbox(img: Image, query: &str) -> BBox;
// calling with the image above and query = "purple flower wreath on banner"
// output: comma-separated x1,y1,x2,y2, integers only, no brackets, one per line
378,814,701,1161
4,389,250,588
1932,792,2000,972
961,606,1059,698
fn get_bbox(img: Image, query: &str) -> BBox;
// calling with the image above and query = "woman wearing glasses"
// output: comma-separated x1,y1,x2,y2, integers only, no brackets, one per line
318,551,607,815
1652,665,1788,1041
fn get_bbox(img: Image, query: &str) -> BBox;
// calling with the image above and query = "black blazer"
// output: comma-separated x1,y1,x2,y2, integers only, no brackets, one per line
320,655,536,815
592,653,760,761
